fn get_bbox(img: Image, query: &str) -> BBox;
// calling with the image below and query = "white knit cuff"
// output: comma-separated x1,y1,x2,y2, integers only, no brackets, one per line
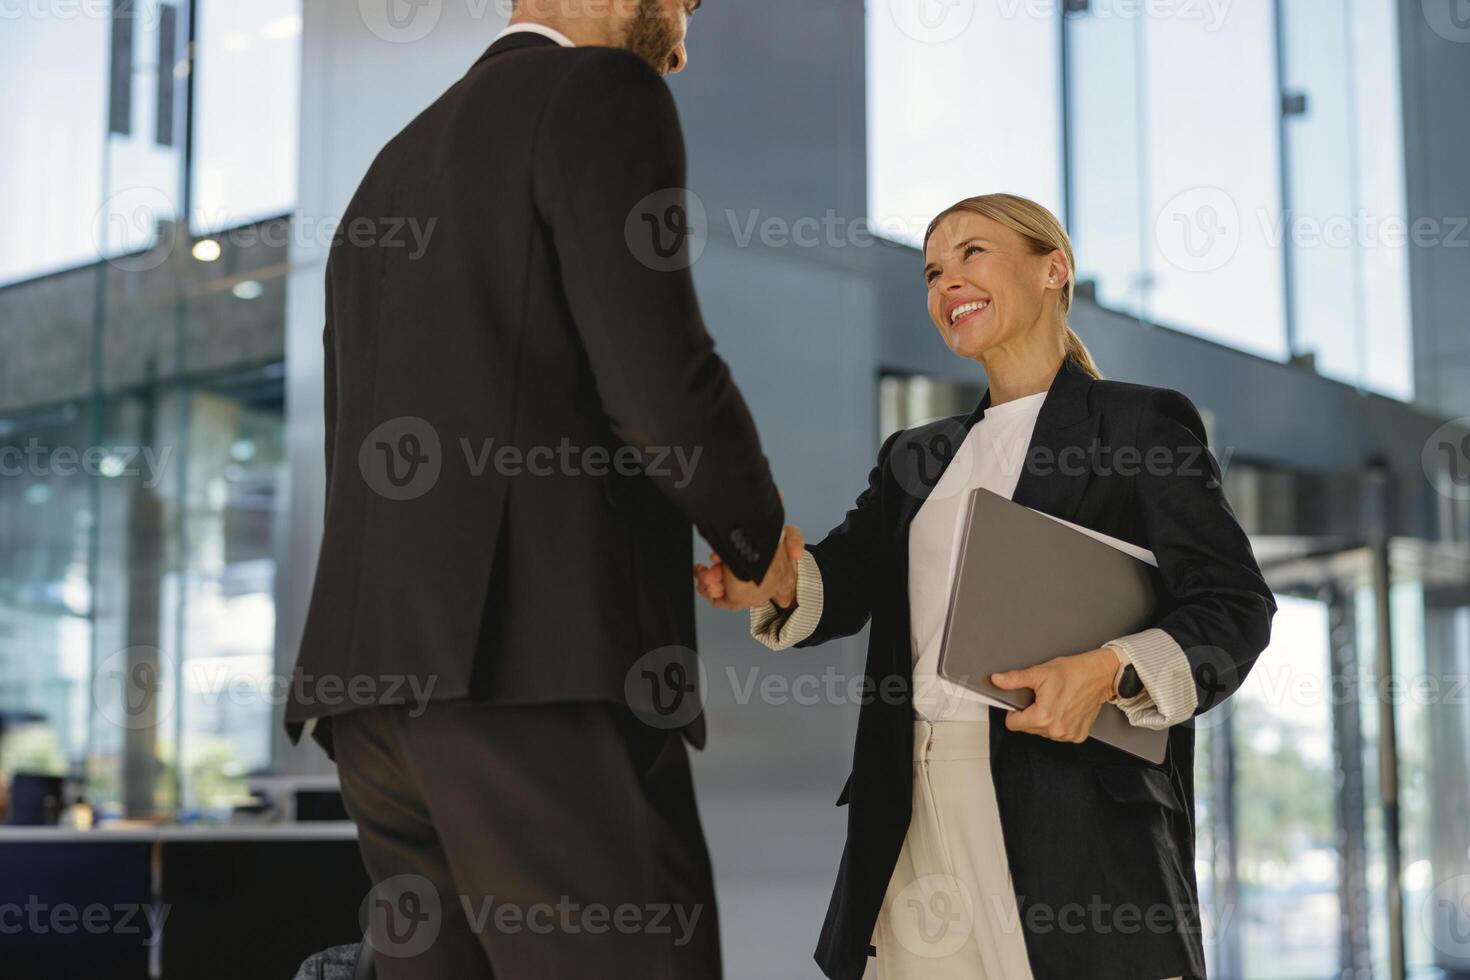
749,551,824,651
1104,628,1198,730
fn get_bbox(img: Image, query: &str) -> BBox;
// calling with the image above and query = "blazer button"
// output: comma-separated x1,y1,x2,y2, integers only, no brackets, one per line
730,529,759,564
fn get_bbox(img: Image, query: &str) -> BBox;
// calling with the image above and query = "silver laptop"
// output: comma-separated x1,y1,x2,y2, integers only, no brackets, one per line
936,488,1170,763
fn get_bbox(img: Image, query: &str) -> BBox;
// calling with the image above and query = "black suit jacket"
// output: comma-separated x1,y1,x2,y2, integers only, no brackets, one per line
286,34,784,752
804,357,1276,980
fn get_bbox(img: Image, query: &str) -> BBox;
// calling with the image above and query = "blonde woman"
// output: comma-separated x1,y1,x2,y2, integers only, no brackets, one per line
696,194,1275,979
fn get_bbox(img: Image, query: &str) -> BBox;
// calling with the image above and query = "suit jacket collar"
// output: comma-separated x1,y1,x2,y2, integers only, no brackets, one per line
1009,356,1101,523
471,30,560,70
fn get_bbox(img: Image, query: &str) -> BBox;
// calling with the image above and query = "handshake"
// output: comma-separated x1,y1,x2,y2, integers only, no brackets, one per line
693,526,806,612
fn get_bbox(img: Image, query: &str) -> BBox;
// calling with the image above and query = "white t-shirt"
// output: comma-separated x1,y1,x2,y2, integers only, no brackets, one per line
907,391,1047,723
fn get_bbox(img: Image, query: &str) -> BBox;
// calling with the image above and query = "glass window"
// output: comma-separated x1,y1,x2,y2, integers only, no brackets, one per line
76,366,288,815
0,15,108,285
1067,2,1288,360
868,1,1064,246
1231,595,1341,977
1389,578,1470,975
1066,12,1148,316
175,372,287,800
0,404,98,765
190,0,302,233
2,0,300,817
1067,0,1412,396
1,1,303,287
1280,0,1413,399
101,0,186,256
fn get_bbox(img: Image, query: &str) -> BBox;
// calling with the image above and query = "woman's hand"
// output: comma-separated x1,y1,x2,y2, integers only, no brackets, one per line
991,648,1119,743
693,525,805,611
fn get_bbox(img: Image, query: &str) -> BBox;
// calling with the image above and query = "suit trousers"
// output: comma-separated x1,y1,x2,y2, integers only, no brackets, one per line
333,700,721,980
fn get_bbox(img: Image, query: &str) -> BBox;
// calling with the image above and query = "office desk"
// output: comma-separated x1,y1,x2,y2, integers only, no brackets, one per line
0,824,370,980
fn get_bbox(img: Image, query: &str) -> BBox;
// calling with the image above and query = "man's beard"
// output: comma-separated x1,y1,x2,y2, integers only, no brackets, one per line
622,0,680,74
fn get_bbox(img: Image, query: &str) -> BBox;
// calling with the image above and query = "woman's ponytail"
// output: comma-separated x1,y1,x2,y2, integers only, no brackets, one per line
1063,324,1101,380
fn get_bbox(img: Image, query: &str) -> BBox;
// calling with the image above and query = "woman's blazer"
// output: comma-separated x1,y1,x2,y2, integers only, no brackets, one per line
804,356,1276,980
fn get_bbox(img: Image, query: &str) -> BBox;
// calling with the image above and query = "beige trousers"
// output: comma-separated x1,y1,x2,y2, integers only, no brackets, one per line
866,719,1181,980
870,719,1034,980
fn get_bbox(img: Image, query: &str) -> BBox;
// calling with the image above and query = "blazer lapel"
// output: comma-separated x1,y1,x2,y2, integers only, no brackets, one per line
889,358,1097,700
892,357,1099,593
882,358,1099,764
894,391,991,528
1010,357,1100,525
892,389,991,585
885,391,991,683
990,357,1099,765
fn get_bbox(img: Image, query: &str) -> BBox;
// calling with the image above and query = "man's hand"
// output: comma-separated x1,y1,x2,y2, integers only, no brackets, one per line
694,525,805,611
991,648,1120,743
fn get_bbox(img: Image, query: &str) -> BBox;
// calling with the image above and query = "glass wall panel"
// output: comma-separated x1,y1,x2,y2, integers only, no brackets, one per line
99,0,187,265
0,0,298,817
191,0,302,233
0,404,99,768
1394,582,1470,977
1066,11,1148,317
868,0,1063,246
1233,594,1341,977
1066,0,1287,360
1065,0,1412,396
175,369,286,808
1280,0,1413,399
1143,2,1286,358
0,12,108,285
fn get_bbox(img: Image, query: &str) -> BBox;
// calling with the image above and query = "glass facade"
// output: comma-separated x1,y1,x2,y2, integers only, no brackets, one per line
1229,596,1341,978
1,14,109,286
867,0,1064,245
190,0,302,232
0,0,299,815
1068,0,1289,361
1279,0,1414,399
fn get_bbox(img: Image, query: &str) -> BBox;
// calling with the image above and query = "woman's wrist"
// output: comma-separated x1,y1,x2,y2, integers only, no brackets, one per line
1083,648,1122,703
772,560,799,611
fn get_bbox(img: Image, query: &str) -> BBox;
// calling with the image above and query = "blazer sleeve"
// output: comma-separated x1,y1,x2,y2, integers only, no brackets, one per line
531,49,784,583
796,429,904,648
1134,388,1277,717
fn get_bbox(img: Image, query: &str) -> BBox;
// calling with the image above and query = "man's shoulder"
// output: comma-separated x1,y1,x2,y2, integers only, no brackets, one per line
444,43,673,148
467,42,663,93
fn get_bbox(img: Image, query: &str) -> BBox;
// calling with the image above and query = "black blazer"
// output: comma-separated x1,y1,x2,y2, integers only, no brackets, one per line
803,357,1276,980
286,34,785,751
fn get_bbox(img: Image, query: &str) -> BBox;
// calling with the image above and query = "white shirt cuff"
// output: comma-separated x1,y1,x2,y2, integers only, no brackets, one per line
749,551,824,650
1104,628,1198,730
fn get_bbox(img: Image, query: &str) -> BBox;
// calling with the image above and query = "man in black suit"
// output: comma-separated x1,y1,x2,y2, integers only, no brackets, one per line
285,2,801,975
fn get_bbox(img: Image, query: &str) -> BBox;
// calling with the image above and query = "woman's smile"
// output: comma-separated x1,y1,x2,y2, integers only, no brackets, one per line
945,297,992,329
